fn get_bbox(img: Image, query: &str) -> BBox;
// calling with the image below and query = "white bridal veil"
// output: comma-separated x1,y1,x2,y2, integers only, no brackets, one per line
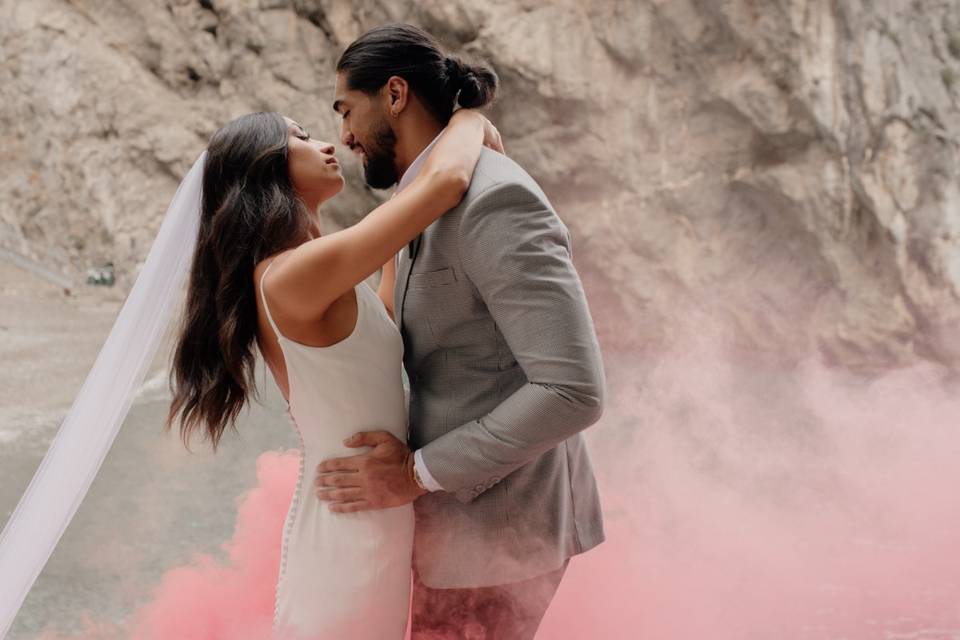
0,151,208,636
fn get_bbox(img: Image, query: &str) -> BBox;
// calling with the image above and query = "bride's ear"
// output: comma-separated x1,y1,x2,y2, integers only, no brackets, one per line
384,75,409,118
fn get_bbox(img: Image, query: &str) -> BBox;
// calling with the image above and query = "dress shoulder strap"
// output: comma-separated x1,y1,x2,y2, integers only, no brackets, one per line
259,259,283,340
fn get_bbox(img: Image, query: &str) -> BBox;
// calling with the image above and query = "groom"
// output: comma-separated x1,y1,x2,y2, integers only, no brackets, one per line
316,24,606,638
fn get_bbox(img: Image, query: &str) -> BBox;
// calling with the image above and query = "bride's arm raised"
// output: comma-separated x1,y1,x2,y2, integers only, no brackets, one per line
266,109,486,322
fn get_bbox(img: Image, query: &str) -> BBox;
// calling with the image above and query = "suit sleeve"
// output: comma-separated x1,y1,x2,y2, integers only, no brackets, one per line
417,180,606,504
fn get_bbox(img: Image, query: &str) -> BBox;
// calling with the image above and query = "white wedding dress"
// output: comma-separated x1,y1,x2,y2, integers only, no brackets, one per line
259,261,414,640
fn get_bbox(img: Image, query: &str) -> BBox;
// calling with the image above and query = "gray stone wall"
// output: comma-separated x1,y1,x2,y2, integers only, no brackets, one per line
2,0,958,369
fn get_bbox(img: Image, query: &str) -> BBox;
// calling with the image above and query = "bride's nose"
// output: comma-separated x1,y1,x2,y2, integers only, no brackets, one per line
318,142,335,156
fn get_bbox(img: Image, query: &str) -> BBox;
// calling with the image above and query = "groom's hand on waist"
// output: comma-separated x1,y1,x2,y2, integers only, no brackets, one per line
314,430,427,513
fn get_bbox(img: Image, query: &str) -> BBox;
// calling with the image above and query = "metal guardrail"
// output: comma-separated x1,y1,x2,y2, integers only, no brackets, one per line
0,247,75,292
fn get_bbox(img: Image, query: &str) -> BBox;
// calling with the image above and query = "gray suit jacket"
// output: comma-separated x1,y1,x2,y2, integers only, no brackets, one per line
395,148,606,588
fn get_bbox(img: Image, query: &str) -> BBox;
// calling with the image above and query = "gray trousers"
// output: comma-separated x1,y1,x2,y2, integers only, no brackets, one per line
410,559,569,639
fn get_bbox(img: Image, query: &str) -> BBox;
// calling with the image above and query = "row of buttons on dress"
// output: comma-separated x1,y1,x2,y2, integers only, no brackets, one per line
273,408,306,629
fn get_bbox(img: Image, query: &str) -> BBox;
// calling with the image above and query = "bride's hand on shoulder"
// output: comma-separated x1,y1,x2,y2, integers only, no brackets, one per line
480,114,505,154
451,109,505,155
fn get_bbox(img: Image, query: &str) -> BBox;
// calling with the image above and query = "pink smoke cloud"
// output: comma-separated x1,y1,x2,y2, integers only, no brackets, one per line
31,337,960,639
35,451,295,640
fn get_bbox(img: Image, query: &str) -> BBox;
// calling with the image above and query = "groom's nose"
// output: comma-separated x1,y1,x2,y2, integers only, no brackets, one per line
340,120,353,148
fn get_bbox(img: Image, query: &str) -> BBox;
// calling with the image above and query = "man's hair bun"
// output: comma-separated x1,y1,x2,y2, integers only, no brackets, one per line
445,55,498,109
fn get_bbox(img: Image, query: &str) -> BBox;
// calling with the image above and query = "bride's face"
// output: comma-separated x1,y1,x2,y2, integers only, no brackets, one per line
284,117,344,206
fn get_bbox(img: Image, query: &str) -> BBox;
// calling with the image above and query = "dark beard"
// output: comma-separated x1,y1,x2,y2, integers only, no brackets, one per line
362,118,399,190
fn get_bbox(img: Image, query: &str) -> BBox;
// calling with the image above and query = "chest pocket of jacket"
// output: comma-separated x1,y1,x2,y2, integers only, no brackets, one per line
409,267,456,289
406,267,464,348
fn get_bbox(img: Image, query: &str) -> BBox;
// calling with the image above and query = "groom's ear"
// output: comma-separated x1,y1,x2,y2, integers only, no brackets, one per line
384,75,409,118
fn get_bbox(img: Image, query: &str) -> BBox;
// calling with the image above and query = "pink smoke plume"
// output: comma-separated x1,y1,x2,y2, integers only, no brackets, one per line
35,451,295,640
540,343,960,639
32,336,960,639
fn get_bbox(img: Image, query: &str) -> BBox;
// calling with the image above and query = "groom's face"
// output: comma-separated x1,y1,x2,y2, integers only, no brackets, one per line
333,72,399,190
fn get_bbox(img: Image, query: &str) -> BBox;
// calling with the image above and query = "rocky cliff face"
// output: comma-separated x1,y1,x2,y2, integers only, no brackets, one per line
2,0,958,370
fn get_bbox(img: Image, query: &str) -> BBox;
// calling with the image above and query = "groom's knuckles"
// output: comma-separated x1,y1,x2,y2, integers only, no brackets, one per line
355,430,394,447
330,500,370,513
317,472,359,487
348,430,376,443
317,454,365,473
317,487,359,501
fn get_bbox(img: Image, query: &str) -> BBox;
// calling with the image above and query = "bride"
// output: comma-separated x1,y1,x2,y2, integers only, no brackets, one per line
172,107,501,639
175,107,503,637
0,107,502,638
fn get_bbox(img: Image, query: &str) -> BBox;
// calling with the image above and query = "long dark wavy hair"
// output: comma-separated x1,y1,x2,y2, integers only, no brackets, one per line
165,111,311,452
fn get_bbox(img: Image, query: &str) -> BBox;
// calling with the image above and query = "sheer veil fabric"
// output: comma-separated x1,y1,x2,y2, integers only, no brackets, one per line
0,152,207,636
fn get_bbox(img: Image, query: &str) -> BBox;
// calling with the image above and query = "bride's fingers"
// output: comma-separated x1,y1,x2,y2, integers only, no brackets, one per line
316,487,363,502
328,500,372,514
479,116,505,154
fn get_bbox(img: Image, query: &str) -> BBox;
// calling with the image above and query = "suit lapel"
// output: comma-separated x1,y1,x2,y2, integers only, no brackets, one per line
395,238,416,334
